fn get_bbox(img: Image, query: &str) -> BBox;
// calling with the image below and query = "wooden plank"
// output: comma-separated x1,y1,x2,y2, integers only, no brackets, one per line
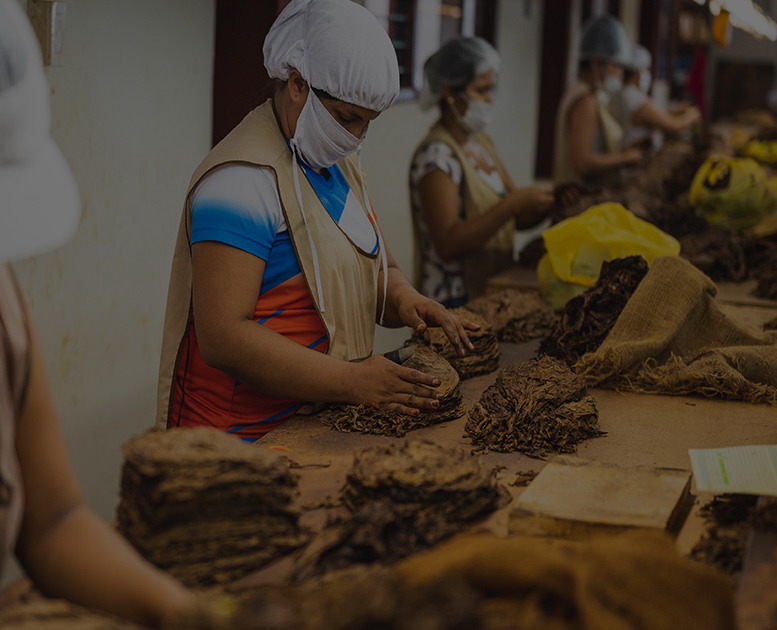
510,455,693,539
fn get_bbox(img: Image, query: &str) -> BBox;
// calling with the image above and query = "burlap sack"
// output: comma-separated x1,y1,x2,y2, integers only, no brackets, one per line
398,531,734,630
575,256,777,405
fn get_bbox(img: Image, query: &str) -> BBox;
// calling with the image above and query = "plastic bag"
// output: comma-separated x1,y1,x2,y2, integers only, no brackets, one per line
537,203,680,311
689,156,777,231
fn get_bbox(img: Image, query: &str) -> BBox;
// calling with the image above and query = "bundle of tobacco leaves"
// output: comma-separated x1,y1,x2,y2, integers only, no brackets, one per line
539,256,649,366
291,439,509,582
228,566,482,630
0,600,143,630
318,347,464,436
765,315,777,331
690,494,758,575
679,227,756,282
751,238,777,299
466,356,603,456
116,428,307,587
465,289,556,343
409,307,500,379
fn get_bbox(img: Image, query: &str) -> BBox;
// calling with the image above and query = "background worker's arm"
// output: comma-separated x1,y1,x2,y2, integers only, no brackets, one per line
375,244,477,356
633,100,701,135
14,317,198,629
191,242,441,414
567,94,642,175
417,170,551,261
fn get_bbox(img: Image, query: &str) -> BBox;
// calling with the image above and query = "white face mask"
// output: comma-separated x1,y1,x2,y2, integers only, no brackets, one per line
453,97,495,134
603,74,623,94
292,89,364,169
639,70,652,94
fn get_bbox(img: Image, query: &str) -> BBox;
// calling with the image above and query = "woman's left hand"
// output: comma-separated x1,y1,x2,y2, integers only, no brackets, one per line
398,296,479,356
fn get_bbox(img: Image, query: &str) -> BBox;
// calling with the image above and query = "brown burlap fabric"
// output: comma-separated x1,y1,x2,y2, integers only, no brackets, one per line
398,531,734,630
575,256,777,405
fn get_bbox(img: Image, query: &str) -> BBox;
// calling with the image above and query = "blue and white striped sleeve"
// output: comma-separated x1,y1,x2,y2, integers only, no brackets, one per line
190,165,284,261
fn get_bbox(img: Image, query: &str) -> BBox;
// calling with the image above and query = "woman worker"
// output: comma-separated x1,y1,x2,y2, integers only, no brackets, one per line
0,1,204,625
609,45,701,153
156,0,475,440
410,37,554,307
553,15,643,187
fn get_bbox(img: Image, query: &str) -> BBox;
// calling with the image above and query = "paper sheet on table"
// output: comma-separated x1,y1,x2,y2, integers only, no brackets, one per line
688,445,777,496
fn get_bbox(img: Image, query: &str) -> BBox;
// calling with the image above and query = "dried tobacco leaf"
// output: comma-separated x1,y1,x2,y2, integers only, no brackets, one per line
680,227,756,283
539,256,649,366
410,307,500,379
319,347,464,436
291,439,509,581
765,315,777,332
0,601,143,630
117,428,307,587
465,289,556,343
466,356,603,457
752,239,777,299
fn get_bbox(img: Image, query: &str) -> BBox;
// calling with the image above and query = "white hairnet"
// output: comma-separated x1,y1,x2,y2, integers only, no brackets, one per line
419,37,500,111
627,45,652,72
580,15,633,66
0,0,80,263
263,0,399,112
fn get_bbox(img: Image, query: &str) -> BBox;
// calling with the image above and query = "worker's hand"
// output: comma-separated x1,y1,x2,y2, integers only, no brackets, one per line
397,295,478,356
507,186,554,229
348,354,442,416
621,146,643,165
683,106,702,125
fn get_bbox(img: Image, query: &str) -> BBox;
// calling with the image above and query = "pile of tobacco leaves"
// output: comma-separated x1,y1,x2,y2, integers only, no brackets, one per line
539,256,649,366
465,289,556,343
291,439,508,582
318,347,464,436
409,307,500,379
116,428,306,587
0,601,143,630
765,315,777,331
466,356,603,457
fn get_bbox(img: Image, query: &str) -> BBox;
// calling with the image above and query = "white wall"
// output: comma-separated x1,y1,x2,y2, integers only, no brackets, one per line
365,0,544,353
12,0,215,523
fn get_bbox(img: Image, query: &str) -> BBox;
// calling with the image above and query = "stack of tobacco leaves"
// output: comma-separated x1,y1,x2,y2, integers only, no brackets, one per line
318,347,464,436
539,256,649,366
0,601,143,630
466,356,603,456
679,227,756,283
465,289,556,343
117,427,307,587
410,307,500,379
690,494,758,575
291,439,509,582
752,238,777,299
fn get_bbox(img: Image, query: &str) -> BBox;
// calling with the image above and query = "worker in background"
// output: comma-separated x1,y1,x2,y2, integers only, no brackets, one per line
609,45,701,156
410,37,553,307
0,1,205,625
554,14,643,187
156,0,476,441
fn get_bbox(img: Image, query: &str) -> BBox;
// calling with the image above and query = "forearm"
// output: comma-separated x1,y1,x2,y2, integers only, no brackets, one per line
203,319,356,403
574,150,634,175
17,505,194,628
434,197,514,261
379,266,420,328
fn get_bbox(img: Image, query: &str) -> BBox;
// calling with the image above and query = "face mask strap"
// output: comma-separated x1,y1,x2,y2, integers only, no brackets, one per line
289,131,327,313
357,145,388,326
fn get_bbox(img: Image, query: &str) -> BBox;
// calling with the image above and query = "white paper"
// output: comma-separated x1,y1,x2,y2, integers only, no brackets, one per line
689,445,777,496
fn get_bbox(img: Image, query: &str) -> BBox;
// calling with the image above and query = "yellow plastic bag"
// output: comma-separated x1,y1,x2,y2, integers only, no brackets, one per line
537,203,680,311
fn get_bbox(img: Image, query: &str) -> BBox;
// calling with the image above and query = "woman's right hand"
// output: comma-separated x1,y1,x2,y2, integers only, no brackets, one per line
507,186,554,228
347,355,442,416
620,146,644,165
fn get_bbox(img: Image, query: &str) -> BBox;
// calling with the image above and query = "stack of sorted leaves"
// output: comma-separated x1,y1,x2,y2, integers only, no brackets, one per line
465,289,556,343
0,601,143,630
116,427,307,587
466,356,603,456
318,347,464,436
291,439,508,581
539,256,649,366
410,307,500,379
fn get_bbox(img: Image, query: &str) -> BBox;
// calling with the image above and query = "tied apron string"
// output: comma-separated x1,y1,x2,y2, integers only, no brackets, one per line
289,140,327,313
357,146,388,326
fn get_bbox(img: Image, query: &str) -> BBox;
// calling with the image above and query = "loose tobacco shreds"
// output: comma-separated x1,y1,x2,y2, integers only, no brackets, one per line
765,315,777,332
539,256,648,366
410,307,500,379
690,494,758,575
318,347,464,436
466,356,603,457
465,289,556,343
291,439,509,581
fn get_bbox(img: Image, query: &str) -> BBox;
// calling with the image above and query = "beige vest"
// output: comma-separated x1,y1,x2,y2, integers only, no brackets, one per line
0,266,27,580
553,81,624,187
412,123,514,300
155,101,379,430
